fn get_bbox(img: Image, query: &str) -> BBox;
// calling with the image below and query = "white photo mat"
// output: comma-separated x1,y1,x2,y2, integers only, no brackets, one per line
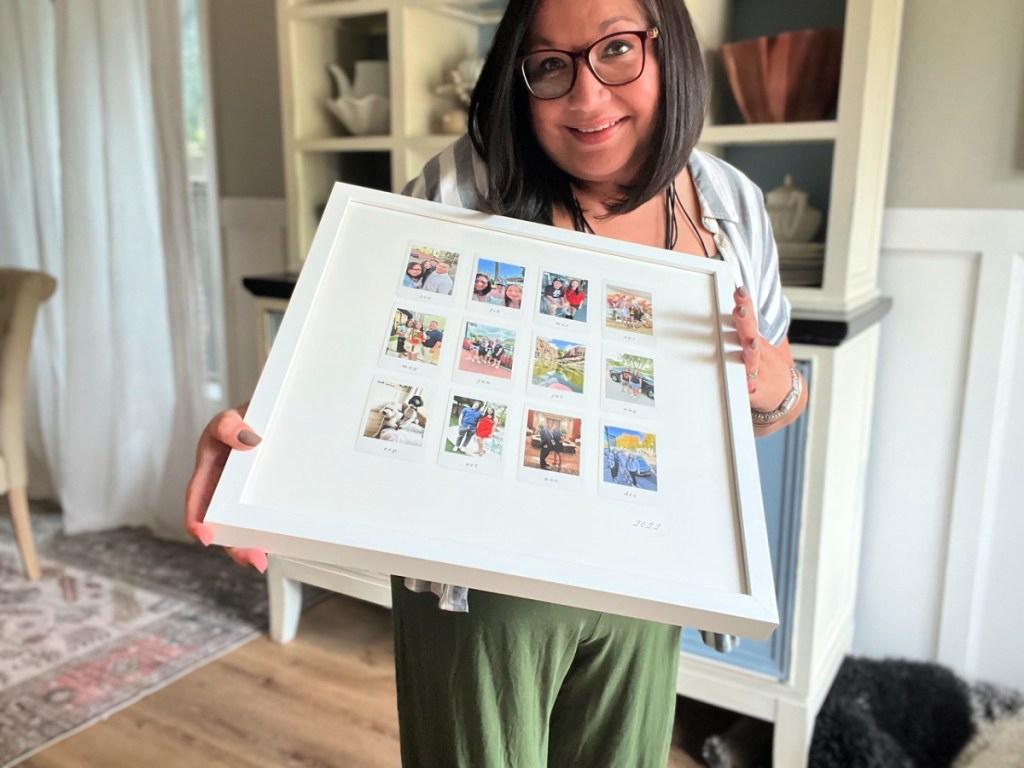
206,184,778,639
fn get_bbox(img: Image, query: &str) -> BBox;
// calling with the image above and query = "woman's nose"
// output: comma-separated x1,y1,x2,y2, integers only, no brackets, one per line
567,60,609,106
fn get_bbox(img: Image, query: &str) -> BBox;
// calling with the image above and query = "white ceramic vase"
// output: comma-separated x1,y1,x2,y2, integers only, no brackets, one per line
326,61,390,135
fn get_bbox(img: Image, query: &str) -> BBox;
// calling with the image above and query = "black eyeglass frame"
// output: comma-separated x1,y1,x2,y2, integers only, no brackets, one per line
518,28,660,101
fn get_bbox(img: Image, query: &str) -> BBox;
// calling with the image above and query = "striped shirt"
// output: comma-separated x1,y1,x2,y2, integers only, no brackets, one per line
401,135,789,651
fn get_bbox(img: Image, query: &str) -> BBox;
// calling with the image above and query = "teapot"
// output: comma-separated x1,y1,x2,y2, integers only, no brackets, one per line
764,175,822,243
326,61,390,135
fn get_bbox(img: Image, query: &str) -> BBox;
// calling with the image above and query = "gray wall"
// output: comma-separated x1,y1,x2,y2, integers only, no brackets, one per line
885,0,1024,210
208,0,284,198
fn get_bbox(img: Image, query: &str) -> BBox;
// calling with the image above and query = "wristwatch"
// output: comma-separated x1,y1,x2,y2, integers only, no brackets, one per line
751,367,802,425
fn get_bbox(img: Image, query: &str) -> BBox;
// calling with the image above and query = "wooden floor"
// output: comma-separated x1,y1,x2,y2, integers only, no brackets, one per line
25,595,725,768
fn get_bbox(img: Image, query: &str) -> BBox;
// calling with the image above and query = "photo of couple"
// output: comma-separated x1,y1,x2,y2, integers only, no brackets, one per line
522,410,581,475
402,245,459,296
444,395,508,461
539,272,588,322
604,353,655,405
605,286,653,335
603,426,658,492
386,308,445,366
472,258,525,310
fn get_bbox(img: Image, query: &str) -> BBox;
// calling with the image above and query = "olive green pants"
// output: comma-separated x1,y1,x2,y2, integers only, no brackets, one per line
391,577,681,768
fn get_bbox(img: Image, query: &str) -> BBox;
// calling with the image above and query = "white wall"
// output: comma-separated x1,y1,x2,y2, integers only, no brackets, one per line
851,1,1024,690
854,210,1024,690
885,0,1024,210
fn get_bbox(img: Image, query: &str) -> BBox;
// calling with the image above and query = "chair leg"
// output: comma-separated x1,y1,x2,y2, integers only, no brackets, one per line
8,487,41,581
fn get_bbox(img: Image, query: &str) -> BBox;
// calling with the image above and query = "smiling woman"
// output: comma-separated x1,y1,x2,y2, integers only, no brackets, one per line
187,0,806,764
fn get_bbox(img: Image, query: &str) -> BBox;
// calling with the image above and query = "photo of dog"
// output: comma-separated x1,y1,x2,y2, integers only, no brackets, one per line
363,382,429,446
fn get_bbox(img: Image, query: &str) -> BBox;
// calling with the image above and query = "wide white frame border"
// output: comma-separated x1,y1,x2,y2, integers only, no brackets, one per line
207,184,778,639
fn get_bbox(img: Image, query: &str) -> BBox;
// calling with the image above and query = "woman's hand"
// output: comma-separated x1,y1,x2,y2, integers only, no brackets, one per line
184,404,269,572
732,286,808,436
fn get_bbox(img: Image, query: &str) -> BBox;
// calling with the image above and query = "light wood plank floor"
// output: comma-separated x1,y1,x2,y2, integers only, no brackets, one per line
25,595,726,767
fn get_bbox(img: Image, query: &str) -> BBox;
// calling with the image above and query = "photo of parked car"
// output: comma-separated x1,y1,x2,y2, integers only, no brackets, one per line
607,366,654,399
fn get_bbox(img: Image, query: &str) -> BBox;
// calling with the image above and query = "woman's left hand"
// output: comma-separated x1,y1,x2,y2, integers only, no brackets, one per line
732,286,807,434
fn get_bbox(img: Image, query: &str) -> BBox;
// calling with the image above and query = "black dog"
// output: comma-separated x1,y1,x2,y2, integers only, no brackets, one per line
809,657,975,768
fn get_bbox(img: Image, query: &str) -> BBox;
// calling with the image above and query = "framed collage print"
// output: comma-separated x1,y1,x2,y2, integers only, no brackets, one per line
206,184,778,640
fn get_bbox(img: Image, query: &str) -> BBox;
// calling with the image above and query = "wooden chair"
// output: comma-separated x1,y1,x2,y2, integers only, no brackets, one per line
0,269,57,580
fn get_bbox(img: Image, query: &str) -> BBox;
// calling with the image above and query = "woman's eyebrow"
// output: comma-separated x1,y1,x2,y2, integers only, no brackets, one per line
526,17,642,51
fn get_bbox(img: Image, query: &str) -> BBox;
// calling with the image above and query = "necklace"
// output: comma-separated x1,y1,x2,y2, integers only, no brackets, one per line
572,182,710,257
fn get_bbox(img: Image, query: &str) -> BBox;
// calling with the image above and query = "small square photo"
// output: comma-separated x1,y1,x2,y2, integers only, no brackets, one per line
604,353,655,405
472,258,526,310
522,410,582,476
361,380,430,446
458,322,517,379
532,336,586,394
444,395,509,461
386,308,446,366
539,272,588,322
606,286,653,335
603,426,658,492
402,245,460,296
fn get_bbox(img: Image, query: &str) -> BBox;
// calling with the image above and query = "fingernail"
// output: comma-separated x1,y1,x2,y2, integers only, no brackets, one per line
196,526,214,546
750,338,758,350
738,306,747,318
737,286,748,299
238,429,262,447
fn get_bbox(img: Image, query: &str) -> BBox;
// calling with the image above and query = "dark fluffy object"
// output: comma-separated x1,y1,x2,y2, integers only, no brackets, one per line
809,657,976,768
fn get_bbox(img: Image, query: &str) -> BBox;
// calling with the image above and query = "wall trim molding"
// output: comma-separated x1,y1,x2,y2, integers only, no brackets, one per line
881,207,1024,678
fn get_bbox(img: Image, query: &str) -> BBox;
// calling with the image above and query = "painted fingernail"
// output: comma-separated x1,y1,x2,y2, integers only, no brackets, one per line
195,526,214,546
750,338,758,350
238,429,262,447
737,286,748,299
738,306,747,318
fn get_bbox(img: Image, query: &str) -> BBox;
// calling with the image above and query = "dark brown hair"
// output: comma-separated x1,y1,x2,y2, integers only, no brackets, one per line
468,0,709,223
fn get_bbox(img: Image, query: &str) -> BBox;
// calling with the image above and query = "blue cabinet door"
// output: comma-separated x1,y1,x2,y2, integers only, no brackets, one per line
680,362,810,680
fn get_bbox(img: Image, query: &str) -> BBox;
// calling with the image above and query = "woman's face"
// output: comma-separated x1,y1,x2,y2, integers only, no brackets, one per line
474,274,490,292
407,263,422,278
570,280,580,290
505,284,523,304
526,0,660,188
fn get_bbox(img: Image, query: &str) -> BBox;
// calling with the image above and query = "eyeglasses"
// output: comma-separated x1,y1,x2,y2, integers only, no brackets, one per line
519,28,659,100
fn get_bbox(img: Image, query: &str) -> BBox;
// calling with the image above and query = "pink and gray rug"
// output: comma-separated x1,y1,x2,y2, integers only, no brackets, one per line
0,506,277,767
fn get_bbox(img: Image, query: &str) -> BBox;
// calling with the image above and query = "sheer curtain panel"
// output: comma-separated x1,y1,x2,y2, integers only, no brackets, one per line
0,0,217,536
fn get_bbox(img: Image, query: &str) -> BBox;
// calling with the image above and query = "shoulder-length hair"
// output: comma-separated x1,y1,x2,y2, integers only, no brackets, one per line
468,0,708,223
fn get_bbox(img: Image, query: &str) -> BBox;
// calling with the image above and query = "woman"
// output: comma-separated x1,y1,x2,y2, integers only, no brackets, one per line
503,282,523,309
402,261,424,289
563,278,586,319
472,273,493,301
474,407,496,455
186,0,806,764
405,320,424,361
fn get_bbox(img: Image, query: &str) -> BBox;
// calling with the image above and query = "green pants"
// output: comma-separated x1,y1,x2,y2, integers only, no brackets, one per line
391,577,681,768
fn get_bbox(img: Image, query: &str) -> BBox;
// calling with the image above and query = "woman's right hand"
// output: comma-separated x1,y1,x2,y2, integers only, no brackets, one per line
184,404,268,572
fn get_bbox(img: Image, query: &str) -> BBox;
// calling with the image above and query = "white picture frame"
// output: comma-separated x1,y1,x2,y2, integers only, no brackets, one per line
206,183,777,639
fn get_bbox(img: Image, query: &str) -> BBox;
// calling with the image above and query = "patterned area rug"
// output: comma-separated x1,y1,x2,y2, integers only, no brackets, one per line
0,504,278,767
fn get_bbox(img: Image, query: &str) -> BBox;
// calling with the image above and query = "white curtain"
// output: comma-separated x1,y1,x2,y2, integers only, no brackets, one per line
0,0,217,536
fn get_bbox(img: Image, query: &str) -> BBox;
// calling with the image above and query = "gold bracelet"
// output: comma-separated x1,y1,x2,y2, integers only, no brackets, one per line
751,367,801,425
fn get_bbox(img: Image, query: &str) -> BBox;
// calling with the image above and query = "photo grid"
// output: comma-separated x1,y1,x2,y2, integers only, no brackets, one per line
359,242,661,498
